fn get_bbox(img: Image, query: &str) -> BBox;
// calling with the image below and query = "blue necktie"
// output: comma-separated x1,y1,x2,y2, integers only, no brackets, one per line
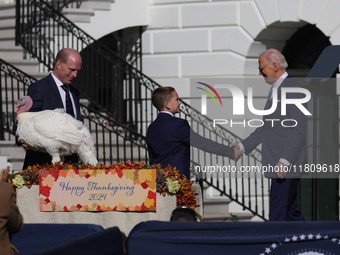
265,86,274,110
61,85,75,118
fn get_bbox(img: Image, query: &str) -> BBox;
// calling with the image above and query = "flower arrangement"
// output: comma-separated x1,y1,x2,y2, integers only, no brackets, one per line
9,161,199,209
11,165,40,189
150,164,199,210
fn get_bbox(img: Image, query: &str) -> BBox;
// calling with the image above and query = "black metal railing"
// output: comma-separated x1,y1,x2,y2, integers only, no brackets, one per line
14,0,269,220
181,103,269,220
0,58,148,165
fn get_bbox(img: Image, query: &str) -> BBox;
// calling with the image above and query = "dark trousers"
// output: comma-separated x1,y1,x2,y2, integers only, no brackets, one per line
270,178,305,221
22,150,79,170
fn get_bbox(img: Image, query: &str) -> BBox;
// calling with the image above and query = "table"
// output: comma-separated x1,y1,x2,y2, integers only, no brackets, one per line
16,184,202,235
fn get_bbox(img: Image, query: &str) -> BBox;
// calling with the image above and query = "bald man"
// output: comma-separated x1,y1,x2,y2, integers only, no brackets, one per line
19,48,83,169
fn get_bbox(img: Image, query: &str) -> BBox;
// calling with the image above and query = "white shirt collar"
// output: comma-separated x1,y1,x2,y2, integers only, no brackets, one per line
273,72,288,89
51,71,64,87
159,111,174,117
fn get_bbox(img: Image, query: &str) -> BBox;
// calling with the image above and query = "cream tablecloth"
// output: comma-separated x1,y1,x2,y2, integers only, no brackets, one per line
17,184,202,235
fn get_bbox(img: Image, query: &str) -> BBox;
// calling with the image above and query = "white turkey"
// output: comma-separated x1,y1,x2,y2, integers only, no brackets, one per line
16,96,98,165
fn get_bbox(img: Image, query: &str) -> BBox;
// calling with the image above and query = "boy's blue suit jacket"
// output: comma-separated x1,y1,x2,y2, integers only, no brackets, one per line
147,113,234,177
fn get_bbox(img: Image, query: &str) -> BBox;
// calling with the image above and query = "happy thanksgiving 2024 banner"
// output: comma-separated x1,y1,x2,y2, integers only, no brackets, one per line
39,169,156,212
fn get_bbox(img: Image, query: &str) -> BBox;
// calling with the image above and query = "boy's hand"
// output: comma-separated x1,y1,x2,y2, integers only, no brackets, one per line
233,147,242,162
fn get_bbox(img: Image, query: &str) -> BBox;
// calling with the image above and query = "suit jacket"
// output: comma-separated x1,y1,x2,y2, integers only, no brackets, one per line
0,182,23,255
242,75,307,178
22,73,82,169
147,113,235,177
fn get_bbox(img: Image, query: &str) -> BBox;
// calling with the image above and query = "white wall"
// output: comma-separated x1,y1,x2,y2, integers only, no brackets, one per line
76,0,150,40
141,0,340,138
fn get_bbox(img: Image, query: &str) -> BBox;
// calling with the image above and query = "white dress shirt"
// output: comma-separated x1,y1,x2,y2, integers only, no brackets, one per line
51,72,77,119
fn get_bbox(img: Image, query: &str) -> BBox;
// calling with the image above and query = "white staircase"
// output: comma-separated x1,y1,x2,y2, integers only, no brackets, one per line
61,0,114,22
202,184,255,222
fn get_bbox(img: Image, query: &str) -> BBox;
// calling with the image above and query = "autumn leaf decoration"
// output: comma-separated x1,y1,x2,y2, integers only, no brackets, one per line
9,161,199,210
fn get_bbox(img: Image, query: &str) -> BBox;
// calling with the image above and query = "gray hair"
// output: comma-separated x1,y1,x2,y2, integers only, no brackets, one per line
260,49,288,69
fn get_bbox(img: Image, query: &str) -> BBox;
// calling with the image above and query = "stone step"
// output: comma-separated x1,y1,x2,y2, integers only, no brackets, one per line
203,197,231,214
0,3,15,15
61,0,116,23
0,25,15,40
0,39,16,48
0,8,15,18
203,211,254,222
0,16,15,25
62,8,94,23
1,58,40,73
75,0,114,10
228,198,269,221
0,47,25,59
1,71,50,81
0,3,15,10
0,5,15,25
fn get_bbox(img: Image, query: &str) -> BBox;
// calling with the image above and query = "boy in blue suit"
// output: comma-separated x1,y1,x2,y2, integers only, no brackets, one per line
147,87,241,177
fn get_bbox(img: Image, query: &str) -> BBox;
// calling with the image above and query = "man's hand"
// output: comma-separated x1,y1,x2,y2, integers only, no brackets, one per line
232,143,240,150
232,143,243,161
276,162,288,179
233,147,242,161
0,166,10,182
234,148,243,162
17,138,29,149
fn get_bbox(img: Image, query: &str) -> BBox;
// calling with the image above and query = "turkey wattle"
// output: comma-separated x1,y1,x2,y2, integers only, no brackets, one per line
16,96,98,165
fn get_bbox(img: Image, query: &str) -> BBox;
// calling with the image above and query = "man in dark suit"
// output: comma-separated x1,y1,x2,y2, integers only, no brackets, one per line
233,49,307,221
0,167,23,255
147,87,242,178
18,48,83,169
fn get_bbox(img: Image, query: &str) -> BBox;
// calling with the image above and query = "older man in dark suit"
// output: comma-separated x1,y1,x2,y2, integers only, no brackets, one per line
147,87,241,178
0,167,23,255
18,48,83,169
233,49,307,221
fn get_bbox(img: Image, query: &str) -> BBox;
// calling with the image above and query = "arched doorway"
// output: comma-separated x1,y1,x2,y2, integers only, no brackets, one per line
80,26,144,131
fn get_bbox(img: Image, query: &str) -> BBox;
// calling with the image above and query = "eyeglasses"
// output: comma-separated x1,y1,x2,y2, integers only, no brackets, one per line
258,63,272,72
